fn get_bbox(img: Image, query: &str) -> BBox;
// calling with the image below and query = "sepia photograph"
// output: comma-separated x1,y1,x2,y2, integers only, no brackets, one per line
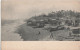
1,0,80,41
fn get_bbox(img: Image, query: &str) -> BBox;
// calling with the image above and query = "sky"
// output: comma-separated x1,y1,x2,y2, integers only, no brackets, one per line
1,0,80,20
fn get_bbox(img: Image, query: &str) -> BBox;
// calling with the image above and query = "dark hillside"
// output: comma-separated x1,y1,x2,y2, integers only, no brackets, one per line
17,10,80,41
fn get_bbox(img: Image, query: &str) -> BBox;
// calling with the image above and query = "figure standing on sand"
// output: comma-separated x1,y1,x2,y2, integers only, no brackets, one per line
37,31,41,35
50,32,53,39
36,31,41,40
